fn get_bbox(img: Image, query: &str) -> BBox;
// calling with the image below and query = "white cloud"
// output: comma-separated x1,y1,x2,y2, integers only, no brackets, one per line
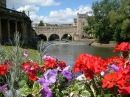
17,5,39,13
14,4,92,24
6,0,61,6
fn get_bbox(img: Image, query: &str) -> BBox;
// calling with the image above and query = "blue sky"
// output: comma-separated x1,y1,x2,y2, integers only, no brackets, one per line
6,0,101,24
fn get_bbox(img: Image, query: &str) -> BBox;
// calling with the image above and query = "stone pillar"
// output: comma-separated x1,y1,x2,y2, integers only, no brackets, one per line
7,20,10,40
0,18,2,41
21,21,24,40
15,21,17,32
23,22,28,43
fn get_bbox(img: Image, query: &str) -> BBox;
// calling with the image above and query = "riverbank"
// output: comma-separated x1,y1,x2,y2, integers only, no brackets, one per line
80,38,117,48
90,42,116,48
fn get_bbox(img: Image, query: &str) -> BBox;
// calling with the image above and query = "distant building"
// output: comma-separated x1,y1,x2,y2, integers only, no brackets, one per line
33,12,88,41
0,0,32,44
76,12,88,37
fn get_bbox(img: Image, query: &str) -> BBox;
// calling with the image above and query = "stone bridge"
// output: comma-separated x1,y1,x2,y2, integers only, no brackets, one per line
33,26,79,41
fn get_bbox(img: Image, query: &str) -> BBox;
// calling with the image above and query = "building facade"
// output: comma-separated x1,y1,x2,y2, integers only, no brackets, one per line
0,0,32,44
76,12,88,37
33,12,88,41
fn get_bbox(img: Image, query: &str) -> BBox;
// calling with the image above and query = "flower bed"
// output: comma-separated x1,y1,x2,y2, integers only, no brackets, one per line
0,34,130,97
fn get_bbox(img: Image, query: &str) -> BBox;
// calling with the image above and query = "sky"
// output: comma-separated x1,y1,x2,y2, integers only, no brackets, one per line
6,0,101,24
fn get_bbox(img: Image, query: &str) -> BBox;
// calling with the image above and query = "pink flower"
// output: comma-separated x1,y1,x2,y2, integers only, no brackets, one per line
23,50,28,57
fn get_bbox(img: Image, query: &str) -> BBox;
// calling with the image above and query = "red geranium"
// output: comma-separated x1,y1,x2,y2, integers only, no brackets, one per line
101,72,122,88
21,61,39,81
0,64,7,75
73,54,106,79
113,42,130,53
21,61,39,71
27,69,37,81
57,60,66,70
44,58,57,69
105,56,126,68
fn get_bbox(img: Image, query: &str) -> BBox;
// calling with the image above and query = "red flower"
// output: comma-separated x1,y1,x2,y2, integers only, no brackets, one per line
113,42,130,53
73,54,106,79
27,69,37,81
58,60,66,70
0,64,7,75
119,86,130,95
84,69,94,79
101,72,122,88
105,56,126,68
21,61,39,71
21,61,39,81
21,61,31,71
44,58,57,69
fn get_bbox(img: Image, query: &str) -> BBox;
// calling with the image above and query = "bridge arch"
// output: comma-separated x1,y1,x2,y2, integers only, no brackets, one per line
49,34,60,41
61,34,72,41
37,34,47,41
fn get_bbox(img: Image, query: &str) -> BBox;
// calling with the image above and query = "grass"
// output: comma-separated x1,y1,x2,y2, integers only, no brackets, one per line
2,44,38,60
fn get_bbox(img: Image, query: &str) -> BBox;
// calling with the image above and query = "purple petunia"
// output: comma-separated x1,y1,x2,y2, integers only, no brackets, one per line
23,50,28,57
110,64,119,72
42,55,53,60
44,69,57,84
62,66,72,80
108,64,119,72
104,64,120,75
0,84,8,93
40,86,52,97
37,78,46,86
37,78,49,88
5,90,12,96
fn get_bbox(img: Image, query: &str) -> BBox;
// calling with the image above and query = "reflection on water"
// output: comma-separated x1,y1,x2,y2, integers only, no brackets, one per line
44,42,119,67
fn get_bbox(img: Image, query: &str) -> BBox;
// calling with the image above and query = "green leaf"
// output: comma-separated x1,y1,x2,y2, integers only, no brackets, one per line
18,80,26,87
80,90,90,97
32,81,43,96
62,90,68,94
73,84,79,91
18,84,32,96
104,93,112,97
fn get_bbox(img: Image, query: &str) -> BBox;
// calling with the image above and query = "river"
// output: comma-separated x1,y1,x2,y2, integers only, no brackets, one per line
43,41,119,67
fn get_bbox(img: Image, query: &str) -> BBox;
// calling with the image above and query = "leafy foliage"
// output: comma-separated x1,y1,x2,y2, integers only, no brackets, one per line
38,20,44,26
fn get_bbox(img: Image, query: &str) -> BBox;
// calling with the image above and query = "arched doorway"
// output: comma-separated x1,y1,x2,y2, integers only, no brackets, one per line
61,34,72,41
49,34,60,41
37,34,47,41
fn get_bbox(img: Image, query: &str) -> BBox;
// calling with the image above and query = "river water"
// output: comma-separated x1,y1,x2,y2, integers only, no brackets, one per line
43,41,119,67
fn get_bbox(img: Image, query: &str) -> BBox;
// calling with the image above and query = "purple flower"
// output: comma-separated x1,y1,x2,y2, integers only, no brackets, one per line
62,66,72,80
62,71,72,80
108,64,119,72
40,86,52,97
44,69,57,84
5,90,20,96
37,78,49,87
23,50,28,57
37,78,46,86
104,64,120,75
0,84,8,92
42,55,53,60
110,64,119,72
5,90,12,96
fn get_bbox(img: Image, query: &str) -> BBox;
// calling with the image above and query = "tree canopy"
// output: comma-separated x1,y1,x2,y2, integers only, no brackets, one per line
84,0,130,43
38,20,44,26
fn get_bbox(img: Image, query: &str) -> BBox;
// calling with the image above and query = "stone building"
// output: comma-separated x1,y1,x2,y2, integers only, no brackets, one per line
0,0,32,44
76,12,88,37
33,12,88,41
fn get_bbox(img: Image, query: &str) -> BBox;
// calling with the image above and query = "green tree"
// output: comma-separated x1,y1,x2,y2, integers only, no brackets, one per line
38,20,44,26
108,0,130,42
89,0,120,43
